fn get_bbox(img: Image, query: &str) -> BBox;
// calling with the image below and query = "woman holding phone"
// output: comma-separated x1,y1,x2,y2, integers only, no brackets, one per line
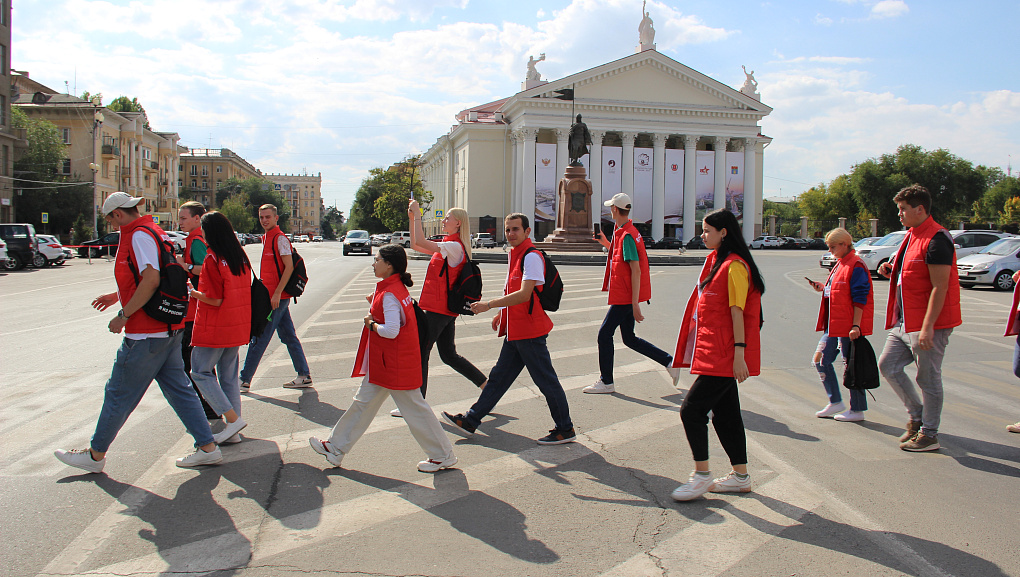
810,228,873,422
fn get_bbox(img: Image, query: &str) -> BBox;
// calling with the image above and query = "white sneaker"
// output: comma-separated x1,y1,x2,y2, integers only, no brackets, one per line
390,408,403,418
666,366,682,387
418,455,458,473
213,418,248,445
176,447,223,468
54,448,105,474
284,375,313,389
240,381,251,393
815,402,846,418
582,379,615,394
834,410,865,422
308,437,344,467
219,433,242,444
709,471,752,493
671,471,713,501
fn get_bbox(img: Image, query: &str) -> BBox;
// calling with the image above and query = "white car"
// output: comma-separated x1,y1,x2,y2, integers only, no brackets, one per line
749,235,784,249
0,238,6,263
820,236,881,269
949,229,1013,258
472,233,497,248
390,231,411,247
165,230,187,254
856,230,908,275
34,234,67,266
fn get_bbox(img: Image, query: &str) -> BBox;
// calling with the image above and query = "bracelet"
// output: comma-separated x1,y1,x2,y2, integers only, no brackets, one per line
851,324,861,330
734,342,747,348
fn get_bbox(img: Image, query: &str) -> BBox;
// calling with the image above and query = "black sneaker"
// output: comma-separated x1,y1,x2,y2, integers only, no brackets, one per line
442,412,476,436
537,428,576,445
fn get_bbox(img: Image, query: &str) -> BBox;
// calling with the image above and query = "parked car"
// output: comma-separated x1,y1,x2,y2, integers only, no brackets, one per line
1,223,40,270
235,232,247,246
78,232,121,258
472,233,497,248
749,235,784,249
949,229,1013,258
370,234,390,246
820,237,880,269
685,236,707,250
391,231,412,247
427,234,446,242
35,234,67,266
652,237,683,250
957,237,1020,291
856,230,908,276
165,230,187,253
780,237,809,249
343,229,372,256
806,237,827,250
0,238,7,264
313,235,323,242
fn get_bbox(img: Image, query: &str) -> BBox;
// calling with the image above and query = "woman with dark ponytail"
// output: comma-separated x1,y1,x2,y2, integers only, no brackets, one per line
309,244,457,473
669,209,765,501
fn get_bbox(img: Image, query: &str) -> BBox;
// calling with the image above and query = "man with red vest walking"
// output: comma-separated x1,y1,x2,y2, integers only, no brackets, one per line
443,213,575,445
586,193,681,394
239,204,311,391
176,201,219,420
878,185,962,452
54,192,221,473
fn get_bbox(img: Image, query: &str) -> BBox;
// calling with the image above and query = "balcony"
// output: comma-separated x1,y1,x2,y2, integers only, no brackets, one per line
101,144,120,157
143,160,158,172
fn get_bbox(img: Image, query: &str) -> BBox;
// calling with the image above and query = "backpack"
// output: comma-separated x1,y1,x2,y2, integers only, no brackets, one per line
127,226,190,327
412,299,430,356
843,335,881,391
520,247,564,313
243,253,273,341
270,237,308,298
441,256,483,315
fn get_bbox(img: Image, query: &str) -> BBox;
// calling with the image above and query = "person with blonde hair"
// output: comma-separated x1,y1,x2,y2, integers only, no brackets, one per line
808,228,873,422
396,199,487,417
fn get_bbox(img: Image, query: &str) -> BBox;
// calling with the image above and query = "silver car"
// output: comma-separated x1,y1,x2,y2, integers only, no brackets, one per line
820,236,881,269
856,231,908,275
957,237,1020,291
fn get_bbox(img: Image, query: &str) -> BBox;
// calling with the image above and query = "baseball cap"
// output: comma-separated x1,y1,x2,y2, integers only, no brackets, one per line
102,191,144,216
604,193,632,210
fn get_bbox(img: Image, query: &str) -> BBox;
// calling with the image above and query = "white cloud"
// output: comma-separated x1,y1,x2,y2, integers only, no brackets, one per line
815,14,834,26
870,0,909,19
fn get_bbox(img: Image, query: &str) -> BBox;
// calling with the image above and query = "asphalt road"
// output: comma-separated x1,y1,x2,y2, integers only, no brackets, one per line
1,243,1018,577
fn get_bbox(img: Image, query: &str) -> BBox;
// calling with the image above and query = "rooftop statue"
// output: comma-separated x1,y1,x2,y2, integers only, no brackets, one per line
526,53,546,82
740,65,760,100
639,1,655,47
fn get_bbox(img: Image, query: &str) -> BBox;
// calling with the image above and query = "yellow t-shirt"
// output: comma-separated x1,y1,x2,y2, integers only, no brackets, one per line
728,260,750,309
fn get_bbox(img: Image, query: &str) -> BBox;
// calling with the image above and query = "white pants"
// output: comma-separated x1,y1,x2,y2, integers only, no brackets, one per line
328,377,454,461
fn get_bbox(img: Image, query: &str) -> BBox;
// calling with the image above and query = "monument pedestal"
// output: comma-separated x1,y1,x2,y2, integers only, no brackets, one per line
537,165,602,252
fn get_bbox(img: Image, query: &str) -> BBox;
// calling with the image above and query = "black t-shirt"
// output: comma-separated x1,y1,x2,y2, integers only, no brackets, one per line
926,230,955,265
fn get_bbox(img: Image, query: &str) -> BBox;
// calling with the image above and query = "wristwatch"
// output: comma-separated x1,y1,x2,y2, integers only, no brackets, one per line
188,264,195,272
117,309,129,319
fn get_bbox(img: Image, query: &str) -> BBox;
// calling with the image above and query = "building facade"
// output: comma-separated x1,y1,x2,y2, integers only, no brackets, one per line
0,2,27,223
265,172,322,237
178,148,262,209
420,50,772,243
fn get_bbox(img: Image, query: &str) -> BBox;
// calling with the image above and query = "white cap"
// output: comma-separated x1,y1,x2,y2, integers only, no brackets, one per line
604,193,632,210
102,191,143,216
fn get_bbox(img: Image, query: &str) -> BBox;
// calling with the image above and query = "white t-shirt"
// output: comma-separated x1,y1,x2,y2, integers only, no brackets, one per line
522,252,545,285
436,241,464,268
276,235,292,256
124,230,168,340
360,292,404,374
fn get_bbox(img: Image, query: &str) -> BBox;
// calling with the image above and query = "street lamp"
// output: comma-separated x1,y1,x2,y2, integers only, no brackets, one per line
91,109,104,239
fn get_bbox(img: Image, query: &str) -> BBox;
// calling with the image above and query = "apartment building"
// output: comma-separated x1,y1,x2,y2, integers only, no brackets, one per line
0,1,28,223
265,172,322,237
178,148,262,207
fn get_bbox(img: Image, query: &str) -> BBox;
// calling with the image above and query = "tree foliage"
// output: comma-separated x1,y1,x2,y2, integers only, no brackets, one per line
218,195,255,235
349,155,433,233
321,206,346,240
972,177,1020,224
12,107,66,180
209,177,290,233
107,96,150,129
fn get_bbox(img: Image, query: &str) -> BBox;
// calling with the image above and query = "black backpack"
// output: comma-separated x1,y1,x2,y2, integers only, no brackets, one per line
270,237,308,298
412,299,430,356
127,226,190,326
520,247,564,313
242,253,273,341
441,257,483,315
843,336,881,391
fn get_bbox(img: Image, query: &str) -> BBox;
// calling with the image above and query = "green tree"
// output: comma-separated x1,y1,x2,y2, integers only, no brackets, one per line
12,107,66,180
79,91,102,106
1000,196,1020,226
71,213,93,245
211,177,289,233
350,155,433,232
219,195,255,235
107,96,150,129
972,177,1020,223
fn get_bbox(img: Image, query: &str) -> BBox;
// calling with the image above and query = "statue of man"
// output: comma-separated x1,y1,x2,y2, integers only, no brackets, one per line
526,53,546,82
639,0,655,46
740,65,760,99
568,114,592,166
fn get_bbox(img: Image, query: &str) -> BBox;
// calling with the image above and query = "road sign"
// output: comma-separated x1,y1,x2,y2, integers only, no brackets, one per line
41,212,49,223
435,210,443,218
153,216,160,224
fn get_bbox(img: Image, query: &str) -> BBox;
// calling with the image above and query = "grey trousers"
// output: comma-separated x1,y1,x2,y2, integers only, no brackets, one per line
878,324,952,437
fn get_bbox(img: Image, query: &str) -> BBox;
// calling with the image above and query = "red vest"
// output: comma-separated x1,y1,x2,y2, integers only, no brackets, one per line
352,274,422,390
885,217,962,332
672,252,762,377
114,216,183,333
499,239,553,341
183,228,205,322
191,251,252,348
815,250,874,337
260,226,291,299
1006,282,1020,337
602,220,652,305
419,234,467,316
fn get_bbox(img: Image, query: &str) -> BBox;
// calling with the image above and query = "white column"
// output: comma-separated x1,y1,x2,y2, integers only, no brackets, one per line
682,135,698,242
743,138,758,243
651,133,667,240
510,132,520,213
589,130,605,227
713,136,729,214
521,127,539,239
555,128,569,180
621,132,636,199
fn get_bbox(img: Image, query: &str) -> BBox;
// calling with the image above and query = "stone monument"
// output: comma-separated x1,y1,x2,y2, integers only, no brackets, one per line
541,164,599,247
740,65,760,101
522,53,548,91
637,0,656,52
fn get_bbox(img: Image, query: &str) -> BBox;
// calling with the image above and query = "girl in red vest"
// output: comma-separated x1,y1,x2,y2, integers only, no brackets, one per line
188,211,252,446
670,209,765,501
1004,270,1020,433
309,244,457,473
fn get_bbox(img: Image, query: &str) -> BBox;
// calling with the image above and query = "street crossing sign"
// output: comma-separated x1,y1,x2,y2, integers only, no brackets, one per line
435,210,443,218
41,212,49,224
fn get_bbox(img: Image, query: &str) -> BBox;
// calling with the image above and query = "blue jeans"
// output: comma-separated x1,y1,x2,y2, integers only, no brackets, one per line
814,334,868,412
466,335,573,431
1013,334,1020,379
91,332,214,452
240,298,310,383
598,304,673,384
190,346,242,417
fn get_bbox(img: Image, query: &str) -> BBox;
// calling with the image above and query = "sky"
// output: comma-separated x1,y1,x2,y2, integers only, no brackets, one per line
12,0,1020,211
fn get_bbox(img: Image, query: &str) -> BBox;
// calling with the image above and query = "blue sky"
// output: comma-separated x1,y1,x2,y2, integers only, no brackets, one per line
13,0,1020,211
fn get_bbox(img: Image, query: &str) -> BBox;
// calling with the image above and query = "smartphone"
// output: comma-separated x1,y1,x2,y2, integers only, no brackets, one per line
804,276,820,288
593,224,600,237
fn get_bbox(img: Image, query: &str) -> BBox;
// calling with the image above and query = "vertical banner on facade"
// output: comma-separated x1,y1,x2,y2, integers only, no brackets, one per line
633,147,653,223
695,150,715,221
725,151,745,222
535,143,557,222
601,146,622,223
664,149,684,225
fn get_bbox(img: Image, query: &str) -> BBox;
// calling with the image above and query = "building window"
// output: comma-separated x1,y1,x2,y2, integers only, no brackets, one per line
178,164,183,172
191,179,197,189
1,0,7,27
61,159,71,174
0,44,6,76
201,167,208,176
216,166,222,173
142,148,151,160
190,165,197,176
62,128,71,144
1,145,7,177
178,179,183,188
0,95,5,126
202,180,208,189
102,162,109,178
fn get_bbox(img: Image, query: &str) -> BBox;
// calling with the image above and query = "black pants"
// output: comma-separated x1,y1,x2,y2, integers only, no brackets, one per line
420,311,487,397
597,304,673,384
679,374,747,466
182,321,219,420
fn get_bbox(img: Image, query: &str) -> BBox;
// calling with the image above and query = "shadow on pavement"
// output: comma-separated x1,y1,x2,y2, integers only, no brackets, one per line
246,388,344,428
743,410,820,442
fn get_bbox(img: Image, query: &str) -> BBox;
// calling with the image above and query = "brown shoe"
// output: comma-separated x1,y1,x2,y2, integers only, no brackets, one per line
899,420,922,443
1007,422,1020,434
901,433,940,452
